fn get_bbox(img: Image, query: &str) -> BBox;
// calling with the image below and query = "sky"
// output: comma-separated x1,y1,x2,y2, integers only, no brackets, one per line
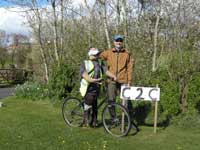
0,0,84,36
0,0,13,7
0,7,31,35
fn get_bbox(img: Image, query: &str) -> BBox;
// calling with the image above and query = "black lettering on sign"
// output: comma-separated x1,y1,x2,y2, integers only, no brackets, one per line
136,88,144,100
122,87,131,99
149,88,158,100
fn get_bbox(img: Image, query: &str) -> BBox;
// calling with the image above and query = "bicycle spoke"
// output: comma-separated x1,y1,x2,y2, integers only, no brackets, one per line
102,103,131,137
62,97,84,127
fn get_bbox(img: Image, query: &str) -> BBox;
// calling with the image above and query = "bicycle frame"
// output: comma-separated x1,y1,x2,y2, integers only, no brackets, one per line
97,96,108,110
62,81,138,136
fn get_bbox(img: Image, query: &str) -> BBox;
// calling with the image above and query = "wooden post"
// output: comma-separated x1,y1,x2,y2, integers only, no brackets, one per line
121,98,126,133
154,100,158,133
153,84,159,133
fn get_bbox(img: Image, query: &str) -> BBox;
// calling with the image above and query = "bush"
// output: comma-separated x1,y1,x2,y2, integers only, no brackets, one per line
15,81,48,100
171,112,200,128
149,69,180,117
128,68,180,126
188,72,200,114
48,62,77,101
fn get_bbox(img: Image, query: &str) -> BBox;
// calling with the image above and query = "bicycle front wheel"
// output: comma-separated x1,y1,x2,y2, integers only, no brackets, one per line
102,102,131,137
62,97,84,127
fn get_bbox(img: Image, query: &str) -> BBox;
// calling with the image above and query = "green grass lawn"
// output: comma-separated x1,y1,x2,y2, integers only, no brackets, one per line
0,97,200,150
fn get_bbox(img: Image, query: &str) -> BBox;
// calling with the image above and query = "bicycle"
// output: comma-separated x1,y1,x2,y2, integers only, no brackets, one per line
62,83,138,137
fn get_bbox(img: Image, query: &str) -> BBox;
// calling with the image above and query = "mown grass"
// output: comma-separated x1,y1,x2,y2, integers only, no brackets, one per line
0,97,200,150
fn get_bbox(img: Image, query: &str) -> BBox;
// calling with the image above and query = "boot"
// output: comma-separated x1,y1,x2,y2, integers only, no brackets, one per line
81,110,89,127
91,114,98,127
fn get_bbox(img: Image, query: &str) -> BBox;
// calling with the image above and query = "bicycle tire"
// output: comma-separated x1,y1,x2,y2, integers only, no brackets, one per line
62,97,84,127
102,102,131,137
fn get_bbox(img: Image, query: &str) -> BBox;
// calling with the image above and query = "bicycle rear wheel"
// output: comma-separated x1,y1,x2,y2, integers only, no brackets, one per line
62,97,84,127
102,102,131,137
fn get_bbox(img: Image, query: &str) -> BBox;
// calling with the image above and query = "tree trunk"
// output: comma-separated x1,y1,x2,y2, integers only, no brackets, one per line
122,0,128,48
35,7,49,82
39,47,49,82
116,0,121,33
51,0,60,63
98,0,111,49
84,0,94,48
152,9,160,72
60,0,64,60
180,77,188,113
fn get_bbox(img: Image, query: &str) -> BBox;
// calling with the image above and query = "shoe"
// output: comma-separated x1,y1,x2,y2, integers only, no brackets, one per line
81,123,89,128
91,121,98,128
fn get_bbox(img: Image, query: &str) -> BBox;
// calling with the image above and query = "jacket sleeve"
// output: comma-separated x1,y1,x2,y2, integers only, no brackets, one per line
101,60,108,73
127,53,134,84
99,50,108,61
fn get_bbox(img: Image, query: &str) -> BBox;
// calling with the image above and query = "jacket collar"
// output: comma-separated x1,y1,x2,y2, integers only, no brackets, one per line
112,48,125,52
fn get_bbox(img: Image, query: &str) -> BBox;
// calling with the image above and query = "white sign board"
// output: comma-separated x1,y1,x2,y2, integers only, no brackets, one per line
120,86,160,101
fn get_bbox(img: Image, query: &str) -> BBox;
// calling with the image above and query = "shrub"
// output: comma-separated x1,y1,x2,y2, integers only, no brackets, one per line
149,69,180,117
188,72,200,114
48,62,77,101
15,81,48,100
130,69,180,125
171,112,200,128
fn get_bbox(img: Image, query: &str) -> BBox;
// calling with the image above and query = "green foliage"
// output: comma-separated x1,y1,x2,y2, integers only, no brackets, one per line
1,97,200,150
151,51,200,116
48,62,77,100
15,81,48,100
160,80,180,117
171,112,200,129
149,69,180,117
188,72,200,114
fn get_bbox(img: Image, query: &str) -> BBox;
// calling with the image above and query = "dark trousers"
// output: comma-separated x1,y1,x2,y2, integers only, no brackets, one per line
107,82,122,102
107,82,122,119
107,82,138,128
84,92,98,124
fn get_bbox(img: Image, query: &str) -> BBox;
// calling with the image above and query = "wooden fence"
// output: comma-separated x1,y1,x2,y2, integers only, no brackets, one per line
0,69,32,84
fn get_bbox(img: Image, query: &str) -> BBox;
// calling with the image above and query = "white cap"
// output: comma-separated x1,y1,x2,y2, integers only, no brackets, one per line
88,48,99,56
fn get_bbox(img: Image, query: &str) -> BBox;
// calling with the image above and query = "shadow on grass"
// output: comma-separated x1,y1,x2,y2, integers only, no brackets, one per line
82,100,170,137
128,101,170,130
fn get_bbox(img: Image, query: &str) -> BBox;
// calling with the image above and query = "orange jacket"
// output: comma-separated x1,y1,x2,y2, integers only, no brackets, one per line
100,48,134,84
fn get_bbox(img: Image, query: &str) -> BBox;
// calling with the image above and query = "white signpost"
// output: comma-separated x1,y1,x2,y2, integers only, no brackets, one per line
120,85,160,133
